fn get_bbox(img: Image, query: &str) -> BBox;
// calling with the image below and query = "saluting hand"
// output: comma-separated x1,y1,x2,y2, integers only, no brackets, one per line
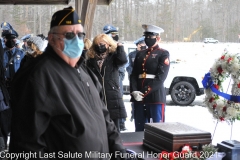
117,42,123,46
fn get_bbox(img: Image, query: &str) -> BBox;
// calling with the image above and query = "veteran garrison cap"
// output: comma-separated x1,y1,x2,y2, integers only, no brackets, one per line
50,6,81,29
134,36,145,45
142,24,164,35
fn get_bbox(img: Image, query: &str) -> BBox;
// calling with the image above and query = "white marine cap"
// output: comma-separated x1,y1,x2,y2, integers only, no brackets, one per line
142,24,164,35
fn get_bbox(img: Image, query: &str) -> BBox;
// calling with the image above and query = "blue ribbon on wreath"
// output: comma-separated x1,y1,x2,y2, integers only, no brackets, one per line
202,72,240,102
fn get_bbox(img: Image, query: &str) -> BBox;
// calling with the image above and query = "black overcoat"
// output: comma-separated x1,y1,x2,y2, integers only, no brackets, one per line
86,46,128,120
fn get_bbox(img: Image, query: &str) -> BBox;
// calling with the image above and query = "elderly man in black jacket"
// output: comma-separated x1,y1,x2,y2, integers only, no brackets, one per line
9,7,126,160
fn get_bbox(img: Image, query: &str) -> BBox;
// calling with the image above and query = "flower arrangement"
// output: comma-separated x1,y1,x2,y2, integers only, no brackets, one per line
202,51,240,123
159,144,218,160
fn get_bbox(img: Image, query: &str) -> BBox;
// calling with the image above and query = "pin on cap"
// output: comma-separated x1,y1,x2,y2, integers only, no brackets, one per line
50,6,81,29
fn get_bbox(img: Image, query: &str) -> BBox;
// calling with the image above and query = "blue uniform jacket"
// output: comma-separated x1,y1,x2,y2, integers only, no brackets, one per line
0,38,6,48
3,47,25,79
126,49,137,79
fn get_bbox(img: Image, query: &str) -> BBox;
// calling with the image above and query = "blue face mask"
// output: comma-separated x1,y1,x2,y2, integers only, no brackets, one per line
62,36,84,58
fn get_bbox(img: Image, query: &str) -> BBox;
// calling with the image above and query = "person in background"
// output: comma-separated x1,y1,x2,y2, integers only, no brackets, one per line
3,29,25,92
103,24,127,131
21,34,31,52
103,24,119,42
84,38,92,51
20,36,45,67
86,33,128,132
78,38,92,66
0,36,10,151
37,34,48,51
15,39,21,49
1,22,14,48
130,24,170,131
126,36,146,122
2,29,24,150
36,33,47,40
9,7,126,158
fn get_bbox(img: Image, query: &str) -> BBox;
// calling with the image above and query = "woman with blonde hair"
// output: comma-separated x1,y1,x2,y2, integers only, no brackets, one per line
79,38,92,65
83,38,92,51
86,33,128,132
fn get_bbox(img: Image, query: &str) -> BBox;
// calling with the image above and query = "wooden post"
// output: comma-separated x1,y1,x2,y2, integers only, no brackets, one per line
75,0,82,19
75,0,98,39
75,0,113,38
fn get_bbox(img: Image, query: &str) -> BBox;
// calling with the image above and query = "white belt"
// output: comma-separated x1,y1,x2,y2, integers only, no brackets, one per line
139,74,156,79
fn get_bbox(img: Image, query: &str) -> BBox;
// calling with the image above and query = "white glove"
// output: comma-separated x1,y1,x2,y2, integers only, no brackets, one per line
131,91,144,101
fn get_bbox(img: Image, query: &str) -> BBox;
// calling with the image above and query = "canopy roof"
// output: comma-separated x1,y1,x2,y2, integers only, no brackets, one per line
0,0,112,5
0,0,113,38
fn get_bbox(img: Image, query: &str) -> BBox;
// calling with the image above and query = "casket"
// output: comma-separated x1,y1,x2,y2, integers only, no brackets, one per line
143,122,212,152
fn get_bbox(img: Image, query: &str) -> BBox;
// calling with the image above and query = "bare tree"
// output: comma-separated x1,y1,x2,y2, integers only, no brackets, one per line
1,0,240,42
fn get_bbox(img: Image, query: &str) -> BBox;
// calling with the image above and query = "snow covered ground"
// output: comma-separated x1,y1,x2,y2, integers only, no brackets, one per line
122,42,240,145
122,95,240,146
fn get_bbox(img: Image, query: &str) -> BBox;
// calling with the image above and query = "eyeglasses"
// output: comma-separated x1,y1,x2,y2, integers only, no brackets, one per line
53,32,85,40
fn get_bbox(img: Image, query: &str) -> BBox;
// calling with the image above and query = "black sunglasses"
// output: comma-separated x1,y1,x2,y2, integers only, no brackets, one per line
53,32,85,40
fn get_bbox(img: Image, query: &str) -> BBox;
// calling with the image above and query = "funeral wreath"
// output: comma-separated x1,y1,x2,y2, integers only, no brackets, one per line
202,51,240,123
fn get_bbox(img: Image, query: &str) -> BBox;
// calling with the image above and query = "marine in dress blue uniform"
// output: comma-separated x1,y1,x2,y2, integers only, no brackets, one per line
130,24,170,131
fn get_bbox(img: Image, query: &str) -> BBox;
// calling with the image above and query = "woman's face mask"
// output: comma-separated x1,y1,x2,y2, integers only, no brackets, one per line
94,44,107,54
